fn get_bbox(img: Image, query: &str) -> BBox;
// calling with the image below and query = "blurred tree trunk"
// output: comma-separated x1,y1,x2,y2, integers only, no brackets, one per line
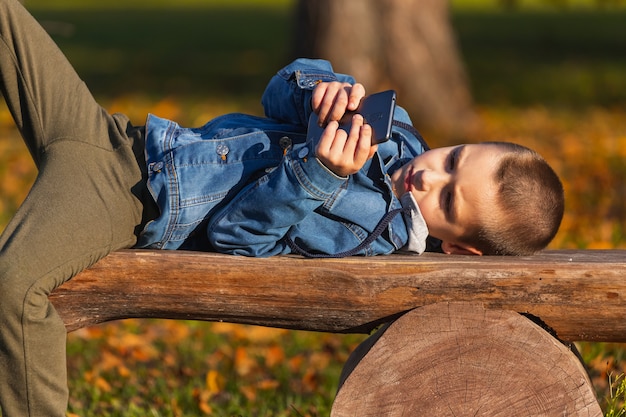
292,0,476,137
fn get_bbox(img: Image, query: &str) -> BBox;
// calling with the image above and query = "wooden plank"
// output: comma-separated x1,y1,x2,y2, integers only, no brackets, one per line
49,249,626,341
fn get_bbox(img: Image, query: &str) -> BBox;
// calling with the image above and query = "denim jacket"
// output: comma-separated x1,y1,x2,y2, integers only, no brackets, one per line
136,58,429,256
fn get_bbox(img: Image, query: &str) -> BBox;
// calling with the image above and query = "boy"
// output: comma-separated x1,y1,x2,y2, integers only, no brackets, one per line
0,0,564,415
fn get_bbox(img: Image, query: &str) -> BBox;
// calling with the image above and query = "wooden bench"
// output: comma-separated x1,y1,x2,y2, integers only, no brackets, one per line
50,249,626,416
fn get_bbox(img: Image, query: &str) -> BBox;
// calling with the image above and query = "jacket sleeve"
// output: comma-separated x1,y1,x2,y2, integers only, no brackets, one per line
260,58,357,127
206,143,348,257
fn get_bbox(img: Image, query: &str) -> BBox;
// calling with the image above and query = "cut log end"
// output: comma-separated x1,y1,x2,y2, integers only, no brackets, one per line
332,302,602,417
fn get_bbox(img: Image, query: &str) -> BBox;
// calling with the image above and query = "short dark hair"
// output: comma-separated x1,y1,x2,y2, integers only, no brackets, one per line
463,142,564,256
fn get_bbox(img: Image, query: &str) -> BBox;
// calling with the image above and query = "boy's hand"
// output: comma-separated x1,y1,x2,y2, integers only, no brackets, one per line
315,114,377,177
312,81,366,126
312,81,377,176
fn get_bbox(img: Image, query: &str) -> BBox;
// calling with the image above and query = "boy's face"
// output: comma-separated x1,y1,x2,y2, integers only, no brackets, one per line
390,144,505,255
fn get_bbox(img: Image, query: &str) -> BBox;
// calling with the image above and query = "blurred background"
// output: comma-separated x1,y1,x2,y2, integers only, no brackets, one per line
0,0,624,415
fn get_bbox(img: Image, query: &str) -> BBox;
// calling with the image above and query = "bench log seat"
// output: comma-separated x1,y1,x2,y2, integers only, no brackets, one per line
49,248,625,416
51,249,626,341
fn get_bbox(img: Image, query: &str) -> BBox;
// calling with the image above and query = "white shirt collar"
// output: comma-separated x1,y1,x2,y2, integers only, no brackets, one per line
399,192,429,254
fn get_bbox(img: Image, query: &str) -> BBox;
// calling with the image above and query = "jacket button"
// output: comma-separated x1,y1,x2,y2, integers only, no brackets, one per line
302,78,323,88
298,147,309,158
216,144,229,160
152,161,164,173
279,136,292,149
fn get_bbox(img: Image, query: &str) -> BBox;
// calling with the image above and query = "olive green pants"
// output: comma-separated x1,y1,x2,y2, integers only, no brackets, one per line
0,0,151,415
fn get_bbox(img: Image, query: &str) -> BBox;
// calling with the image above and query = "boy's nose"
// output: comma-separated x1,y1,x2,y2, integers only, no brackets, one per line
419,169,447,190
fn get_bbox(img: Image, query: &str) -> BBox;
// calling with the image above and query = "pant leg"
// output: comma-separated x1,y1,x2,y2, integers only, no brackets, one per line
0,0,126,164
0,0,149,415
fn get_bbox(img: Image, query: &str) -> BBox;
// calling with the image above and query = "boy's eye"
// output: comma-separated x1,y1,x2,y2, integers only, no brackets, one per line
445,190,453,214
448,148,457,171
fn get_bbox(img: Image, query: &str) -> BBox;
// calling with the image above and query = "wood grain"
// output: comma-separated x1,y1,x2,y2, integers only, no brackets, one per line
50,249,626,341
332,302,602,416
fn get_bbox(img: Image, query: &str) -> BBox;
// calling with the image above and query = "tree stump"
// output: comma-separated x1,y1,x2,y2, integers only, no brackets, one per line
332,302,602,416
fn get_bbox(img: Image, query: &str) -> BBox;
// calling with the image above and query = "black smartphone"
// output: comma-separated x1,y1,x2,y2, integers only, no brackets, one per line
307,89,397,145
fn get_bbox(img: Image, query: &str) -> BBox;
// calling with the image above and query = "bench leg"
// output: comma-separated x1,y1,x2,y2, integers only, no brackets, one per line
332,302,601,416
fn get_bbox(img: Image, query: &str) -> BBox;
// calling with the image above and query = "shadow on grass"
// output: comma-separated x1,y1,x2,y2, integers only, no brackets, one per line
32,7,295,104
453,10,626,107
31,6,626,110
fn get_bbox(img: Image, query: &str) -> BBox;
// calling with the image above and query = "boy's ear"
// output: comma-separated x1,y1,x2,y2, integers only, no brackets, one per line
441,241,483,256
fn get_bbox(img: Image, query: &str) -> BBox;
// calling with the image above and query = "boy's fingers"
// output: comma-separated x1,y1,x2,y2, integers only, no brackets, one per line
341,115,370,170
316,97,335,126
313,83,338,123
343,114,364,152
311,83,332,123
353,122,373,166
347,83,366,111
315,117,373,177
312,82,364,126
328,83,365,122
368,142,379,160
328,91,349,123
316,121,340,155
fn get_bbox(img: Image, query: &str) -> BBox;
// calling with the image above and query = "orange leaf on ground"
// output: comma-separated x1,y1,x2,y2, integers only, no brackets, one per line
234,346,256,377
257,378,280,390
239,384,257,402
264,345,285,368
205,369,224,396
94,376,112,393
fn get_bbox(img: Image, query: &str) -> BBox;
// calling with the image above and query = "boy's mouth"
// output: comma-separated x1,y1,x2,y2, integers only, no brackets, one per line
404,166,414,193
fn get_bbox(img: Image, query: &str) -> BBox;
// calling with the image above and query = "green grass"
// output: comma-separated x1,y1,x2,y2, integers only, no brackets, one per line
451,0,626,10
452,10,626,107
29,5,295,116
27,0,293,10
606,373,626,417
64,320,366,416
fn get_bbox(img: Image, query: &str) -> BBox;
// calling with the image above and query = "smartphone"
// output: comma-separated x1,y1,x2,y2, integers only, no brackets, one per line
307,89,397,145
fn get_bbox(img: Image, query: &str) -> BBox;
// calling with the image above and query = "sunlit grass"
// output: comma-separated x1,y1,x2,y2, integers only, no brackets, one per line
451,0,626,10
27,0,294,11
65,319,366,416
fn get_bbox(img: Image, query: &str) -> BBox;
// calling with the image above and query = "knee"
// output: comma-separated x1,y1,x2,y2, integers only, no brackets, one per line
0,257,32,303
0,265,29,318
0,261,52,319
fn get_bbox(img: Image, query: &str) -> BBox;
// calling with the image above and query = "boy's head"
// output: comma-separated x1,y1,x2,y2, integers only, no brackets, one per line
390,142,564,255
